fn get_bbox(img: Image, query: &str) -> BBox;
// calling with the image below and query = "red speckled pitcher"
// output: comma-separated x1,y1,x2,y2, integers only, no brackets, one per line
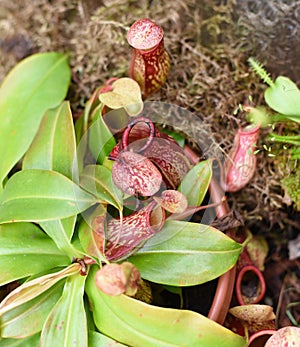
225,125,260,192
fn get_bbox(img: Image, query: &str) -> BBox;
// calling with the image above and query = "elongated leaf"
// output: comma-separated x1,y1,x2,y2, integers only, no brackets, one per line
178,159,212,206
0,223,70,286
78,204,107,262
0,52,71,188
22,101,77,179
22,101,79,255
39,219,81,259
80,165,122,210
129,220,242,286
89,330,127,346
88,105,116,164
76,86,101,144
270,133,300,145
86,266,246,347
0,263,80,314
0,169,97,223
0,333,40,347
75,88,105,171
1,281,64,338
40,273,87,347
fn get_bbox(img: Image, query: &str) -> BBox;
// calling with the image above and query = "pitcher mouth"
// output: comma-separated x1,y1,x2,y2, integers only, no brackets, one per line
121,116,156,153
239,124,260,135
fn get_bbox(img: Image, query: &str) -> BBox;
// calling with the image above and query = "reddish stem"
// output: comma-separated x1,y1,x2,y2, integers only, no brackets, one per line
208,177,237,324
184,144,236,324
166,199,225,221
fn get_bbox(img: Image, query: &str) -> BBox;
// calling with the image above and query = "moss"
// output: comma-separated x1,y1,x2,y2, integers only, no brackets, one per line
281,161,300,211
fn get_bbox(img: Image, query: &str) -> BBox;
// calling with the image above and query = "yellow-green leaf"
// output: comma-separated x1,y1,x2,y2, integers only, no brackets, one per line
1,281,64,339
89,330,127,346
0,52,71,188
86,266,246,347
0,264,80,315
0,333,40,346
40,273,88,347
99,78,143,116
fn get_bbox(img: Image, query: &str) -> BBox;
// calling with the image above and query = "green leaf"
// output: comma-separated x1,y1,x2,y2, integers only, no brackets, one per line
0,223,70,286
76,86,101,144
79,165,122,210
89,330,127,346
265,76,300,122
159,128,185,147
86,266,246,347
75,93,97,172
88,106,116,164
129,220,242,286
0,169,97,223
0,263,80,314
1,281,64,339
78,204,107,262
178,159,212,206
22,101,78,181
22,102,79,256
162,285,182,295
40,273,88,347
270,133,300,146
39,219,81,260
0,333,40,347
0,52,71,188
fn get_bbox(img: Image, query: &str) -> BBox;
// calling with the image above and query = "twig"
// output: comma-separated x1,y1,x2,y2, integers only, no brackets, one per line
180,40,223,71
92,19,130,31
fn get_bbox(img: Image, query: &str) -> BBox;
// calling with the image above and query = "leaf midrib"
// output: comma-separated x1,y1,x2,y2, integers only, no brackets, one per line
1,194,94,203
0,249,67,256
136,248,241,255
